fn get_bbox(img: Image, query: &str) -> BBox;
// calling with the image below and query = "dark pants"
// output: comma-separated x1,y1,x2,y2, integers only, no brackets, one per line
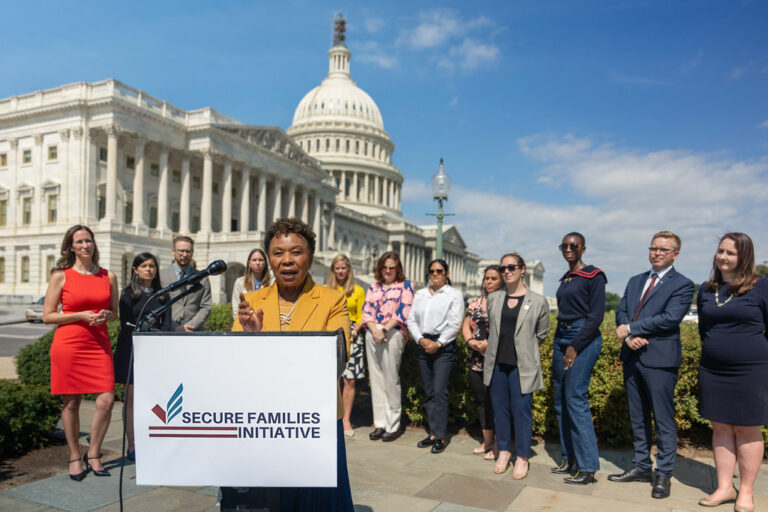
552,319,602,472
469,369,494,430
624,355,678,477
417,342,455,440
489,363,533,456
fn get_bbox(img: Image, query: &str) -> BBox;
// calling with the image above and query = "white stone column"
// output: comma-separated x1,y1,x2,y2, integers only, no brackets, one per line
35,135,44,226
200,149,213,232
363,173,370,203
239,168,250,233
287,182,296,217
257,173,267,232
132,136,146,227
328,205,335,249
7,139,18,228
313,193,322,245
417,248,424,282
388,180,395,208
105,125,119,220
374,175,381,205
299,188,309,223
58,129,70,223
351,172,358,202
272,178,282,220
395,184,401,210
180,153,191,233
222,160,232,233
157,145,169,230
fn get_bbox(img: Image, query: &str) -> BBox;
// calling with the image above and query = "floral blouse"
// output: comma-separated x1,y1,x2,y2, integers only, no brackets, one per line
466,296,490,372
361,280,415,337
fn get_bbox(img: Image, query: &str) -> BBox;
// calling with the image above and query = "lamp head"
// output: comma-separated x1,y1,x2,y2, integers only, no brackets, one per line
431,158,451,199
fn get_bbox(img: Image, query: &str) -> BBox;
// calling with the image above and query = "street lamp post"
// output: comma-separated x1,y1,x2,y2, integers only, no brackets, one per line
427,158,453,261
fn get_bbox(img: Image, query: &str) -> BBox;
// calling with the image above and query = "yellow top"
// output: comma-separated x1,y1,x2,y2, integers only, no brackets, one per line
339,284,366,325
233,277,351,419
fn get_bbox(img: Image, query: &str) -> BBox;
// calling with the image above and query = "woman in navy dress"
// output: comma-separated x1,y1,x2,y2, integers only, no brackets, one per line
550,232,606,485
697,232,767,512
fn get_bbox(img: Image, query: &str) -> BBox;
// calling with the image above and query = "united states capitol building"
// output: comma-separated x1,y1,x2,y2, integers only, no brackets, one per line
0,18,543,303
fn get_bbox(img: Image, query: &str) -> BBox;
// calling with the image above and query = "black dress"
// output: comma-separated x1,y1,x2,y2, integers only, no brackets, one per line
698,278,768,426
114,287,171,385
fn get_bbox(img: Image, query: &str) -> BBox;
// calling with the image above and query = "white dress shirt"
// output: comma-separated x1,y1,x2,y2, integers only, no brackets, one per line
407,284,464,346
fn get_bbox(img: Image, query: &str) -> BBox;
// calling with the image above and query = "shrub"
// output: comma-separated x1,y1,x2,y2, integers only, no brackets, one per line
0,380,62,458
204,303,234,332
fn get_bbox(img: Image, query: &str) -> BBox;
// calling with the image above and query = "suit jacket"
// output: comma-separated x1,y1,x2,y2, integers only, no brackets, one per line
483,289,550,394
159,265,212,331
232,277,351,419
616,266,694,368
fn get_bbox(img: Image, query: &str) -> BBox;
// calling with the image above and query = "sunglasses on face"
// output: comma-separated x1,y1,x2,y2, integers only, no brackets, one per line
559,243,580,252
429,268,445,275
499,264,522,273
382,266,397,271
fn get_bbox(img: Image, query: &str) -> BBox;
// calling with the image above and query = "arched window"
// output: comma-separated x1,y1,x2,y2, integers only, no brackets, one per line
345,140,350,153
325,139,330,151
355,140,359,154
364,142,368,155
316,139,320,151
336,139,340,151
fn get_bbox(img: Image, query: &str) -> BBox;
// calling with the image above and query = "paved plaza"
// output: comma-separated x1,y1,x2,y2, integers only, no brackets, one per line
2,401,768,511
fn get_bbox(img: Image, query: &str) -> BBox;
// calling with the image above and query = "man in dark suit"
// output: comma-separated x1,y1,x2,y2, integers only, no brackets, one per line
159,235,211,332
608,231,694,499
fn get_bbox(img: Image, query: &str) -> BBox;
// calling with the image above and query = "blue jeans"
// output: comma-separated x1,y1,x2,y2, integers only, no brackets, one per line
489,363,533,457
552,319,602,472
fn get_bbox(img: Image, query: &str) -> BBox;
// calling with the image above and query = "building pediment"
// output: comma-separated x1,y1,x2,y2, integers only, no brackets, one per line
214,124,323,174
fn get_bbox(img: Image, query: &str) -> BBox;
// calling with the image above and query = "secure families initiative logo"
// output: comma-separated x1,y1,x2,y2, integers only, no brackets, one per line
151,383,183,423
147,383,323,440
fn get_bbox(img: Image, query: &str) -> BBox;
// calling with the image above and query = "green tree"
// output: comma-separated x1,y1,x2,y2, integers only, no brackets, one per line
605,292,621,312
757,264,768,277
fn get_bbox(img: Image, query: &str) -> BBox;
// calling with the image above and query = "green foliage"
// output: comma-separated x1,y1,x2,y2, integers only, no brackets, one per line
756,264,768,277
400,312,761,449
605,292,621,312
204,303,234,332
0,380,62,458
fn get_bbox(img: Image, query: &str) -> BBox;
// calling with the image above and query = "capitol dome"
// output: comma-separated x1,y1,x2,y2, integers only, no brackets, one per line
287,20,403,220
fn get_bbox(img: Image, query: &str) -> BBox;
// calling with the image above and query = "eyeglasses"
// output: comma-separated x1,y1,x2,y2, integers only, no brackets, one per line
428,268,445,275
559,243,580,252
382,266,397,271
499,264,523,273
174,249,193,254
648,247,674,254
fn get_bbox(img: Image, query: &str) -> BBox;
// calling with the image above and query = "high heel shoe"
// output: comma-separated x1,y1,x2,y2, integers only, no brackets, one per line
68,457,87,481
83,453,110,477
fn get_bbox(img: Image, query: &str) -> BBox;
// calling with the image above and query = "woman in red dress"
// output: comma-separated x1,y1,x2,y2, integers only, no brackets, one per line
43,225,118,481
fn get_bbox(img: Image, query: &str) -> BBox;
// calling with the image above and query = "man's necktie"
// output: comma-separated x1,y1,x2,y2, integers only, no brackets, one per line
632,273,658,321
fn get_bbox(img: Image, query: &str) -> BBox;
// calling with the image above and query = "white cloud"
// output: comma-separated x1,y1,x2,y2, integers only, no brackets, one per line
759,120,768,129
449,39,500,70
404,135,768,295
401,179,432,203
356,41,399,70
364,17,385,34
401,9,463,49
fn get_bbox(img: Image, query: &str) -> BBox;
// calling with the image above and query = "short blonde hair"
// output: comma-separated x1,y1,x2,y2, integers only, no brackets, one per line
652,231,681,251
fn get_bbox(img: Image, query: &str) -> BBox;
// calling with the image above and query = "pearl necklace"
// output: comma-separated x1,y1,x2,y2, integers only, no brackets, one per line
714,287,733,307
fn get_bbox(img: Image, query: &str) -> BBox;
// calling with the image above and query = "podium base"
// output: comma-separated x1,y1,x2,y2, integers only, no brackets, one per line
220,487,279,511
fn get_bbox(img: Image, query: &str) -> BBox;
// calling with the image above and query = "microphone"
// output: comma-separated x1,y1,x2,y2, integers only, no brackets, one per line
160,260,227,294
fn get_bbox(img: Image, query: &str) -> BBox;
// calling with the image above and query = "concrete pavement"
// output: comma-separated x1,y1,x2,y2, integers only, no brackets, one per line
2,400,768,511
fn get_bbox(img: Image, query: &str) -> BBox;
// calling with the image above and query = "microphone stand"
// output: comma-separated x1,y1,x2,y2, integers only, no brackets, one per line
118,282,203,512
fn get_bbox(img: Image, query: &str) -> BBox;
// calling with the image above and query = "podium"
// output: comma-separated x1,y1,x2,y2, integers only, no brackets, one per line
133,332,339,488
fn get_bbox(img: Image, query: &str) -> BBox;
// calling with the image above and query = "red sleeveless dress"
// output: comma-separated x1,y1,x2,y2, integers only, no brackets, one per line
50,268,115,394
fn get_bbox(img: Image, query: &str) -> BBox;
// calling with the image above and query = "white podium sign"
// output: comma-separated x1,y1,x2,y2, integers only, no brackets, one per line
133,333,337,487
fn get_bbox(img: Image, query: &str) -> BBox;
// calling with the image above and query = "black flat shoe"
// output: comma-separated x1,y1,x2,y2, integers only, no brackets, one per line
564,471,596,485
69,457,87,481
651,475,671,499
417,436,434,448
431,439,447,454
551,458,577,475
381,430,402,442
84,453,110,477
607,465,653,483
368,428,385,441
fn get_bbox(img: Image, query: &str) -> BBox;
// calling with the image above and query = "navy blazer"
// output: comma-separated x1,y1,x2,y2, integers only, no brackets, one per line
616,267,694,368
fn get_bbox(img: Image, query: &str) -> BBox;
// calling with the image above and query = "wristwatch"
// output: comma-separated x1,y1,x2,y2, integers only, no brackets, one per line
434,339,444,348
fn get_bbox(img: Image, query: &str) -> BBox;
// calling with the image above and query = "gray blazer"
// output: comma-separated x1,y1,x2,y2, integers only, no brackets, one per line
159,265,212,331
483,289,550,394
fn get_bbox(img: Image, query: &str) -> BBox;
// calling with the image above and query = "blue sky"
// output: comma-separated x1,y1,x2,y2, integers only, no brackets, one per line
2,1,767,294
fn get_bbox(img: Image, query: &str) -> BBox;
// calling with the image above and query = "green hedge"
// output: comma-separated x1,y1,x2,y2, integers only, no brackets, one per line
203,303,234,332
0,380,62,458
400,313,736,448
